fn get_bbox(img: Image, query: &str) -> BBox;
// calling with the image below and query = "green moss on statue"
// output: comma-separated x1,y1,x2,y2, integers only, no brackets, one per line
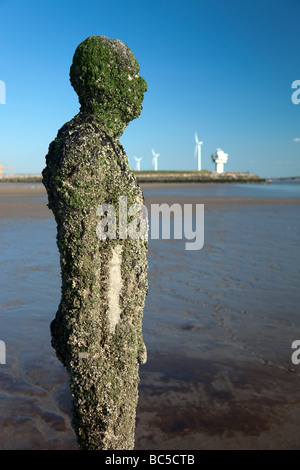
70,35,147,138
42,36,148,450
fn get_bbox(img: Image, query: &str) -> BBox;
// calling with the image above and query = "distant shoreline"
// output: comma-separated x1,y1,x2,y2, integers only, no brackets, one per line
0,171,267,184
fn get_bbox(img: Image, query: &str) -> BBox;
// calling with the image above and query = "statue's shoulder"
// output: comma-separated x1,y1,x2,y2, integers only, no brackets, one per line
47,113,111,158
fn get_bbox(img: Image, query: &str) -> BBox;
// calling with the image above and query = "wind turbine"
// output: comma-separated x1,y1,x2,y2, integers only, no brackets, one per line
134,156,142,171
151,148,160,171
194,132,203,171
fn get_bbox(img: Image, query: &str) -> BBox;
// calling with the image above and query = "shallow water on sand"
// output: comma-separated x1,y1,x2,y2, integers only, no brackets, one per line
143,180,300,198
0,183,300,449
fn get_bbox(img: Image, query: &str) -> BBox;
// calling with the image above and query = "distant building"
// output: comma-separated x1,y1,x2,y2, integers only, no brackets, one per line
0,163,14,177
211,148,228,173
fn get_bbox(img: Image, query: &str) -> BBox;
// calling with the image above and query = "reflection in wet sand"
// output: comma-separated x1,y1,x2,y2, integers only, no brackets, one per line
0,184,300,449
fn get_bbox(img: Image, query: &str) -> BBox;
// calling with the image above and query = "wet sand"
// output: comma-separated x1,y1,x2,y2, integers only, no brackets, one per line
0,183,300,449
1,183,299,218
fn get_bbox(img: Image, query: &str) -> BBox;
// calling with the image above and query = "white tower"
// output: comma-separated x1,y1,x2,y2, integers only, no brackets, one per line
194,132,203,171
151,148,160,171
211,148,228,173
134,156,142,171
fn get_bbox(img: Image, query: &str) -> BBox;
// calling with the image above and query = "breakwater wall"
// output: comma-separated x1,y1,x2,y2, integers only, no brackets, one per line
0,171,266,184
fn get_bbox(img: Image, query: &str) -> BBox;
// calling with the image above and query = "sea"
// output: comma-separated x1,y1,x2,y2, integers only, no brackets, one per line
0,180,300,449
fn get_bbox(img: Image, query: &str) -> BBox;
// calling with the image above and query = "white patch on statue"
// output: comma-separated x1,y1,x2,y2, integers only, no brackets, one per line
108,245,123,333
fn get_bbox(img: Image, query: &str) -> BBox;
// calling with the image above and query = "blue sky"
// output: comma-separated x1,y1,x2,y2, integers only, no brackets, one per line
0,0,299,177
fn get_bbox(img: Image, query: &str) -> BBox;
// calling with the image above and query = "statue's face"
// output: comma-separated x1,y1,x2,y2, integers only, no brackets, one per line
70,36,147,137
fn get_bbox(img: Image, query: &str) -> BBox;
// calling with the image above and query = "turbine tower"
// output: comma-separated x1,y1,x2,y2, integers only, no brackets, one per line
194,132,203,172
134,156,142,171
151,148,160,171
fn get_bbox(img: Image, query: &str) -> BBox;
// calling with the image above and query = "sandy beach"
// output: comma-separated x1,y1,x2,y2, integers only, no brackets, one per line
0,182,300,450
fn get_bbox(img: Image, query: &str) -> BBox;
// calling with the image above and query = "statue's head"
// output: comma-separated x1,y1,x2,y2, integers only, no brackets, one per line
70,36,147,138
